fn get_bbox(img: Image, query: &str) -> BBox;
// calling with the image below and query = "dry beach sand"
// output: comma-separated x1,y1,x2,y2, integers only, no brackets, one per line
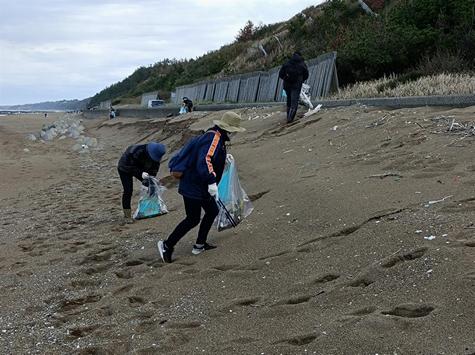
0,106,474,354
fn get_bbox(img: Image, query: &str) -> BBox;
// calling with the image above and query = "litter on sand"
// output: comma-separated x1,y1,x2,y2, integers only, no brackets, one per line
304,104,323,118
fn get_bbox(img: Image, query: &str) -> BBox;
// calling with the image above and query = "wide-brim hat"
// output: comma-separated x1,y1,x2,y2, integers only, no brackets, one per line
213,111,246,133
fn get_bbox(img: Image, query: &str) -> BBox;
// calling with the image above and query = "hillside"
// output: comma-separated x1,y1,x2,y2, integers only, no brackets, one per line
89,0,475,107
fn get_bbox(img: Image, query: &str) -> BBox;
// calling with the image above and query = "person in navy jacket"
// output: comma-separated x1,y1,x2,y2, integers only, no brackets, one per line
158,112,246,263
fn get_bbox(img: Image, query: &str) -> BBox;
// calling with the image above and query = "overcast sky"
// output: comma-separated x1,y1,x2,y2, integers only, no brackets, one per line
0,0,323,105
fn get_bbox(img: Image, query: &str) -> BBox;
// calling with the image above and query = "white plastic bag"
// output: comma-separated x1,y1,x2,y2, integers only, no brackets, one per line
133,177,168,219
215,154,253,231
299,83,313,109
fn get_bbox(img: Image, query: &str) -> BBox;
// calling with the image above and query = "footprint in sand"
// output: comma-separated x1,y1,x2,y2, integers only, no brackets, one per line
347,274,376,288
58,294,102,313
274,333,318,346
311,273,340,285
381,303,435,318
380,247,428,268
128,295,147,307
67,324,101,338
274,294,313,306
347,305,378,316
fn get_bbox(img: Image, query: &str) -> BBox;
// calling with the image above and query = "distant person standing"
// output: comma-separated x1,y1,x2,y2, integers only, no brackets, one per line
279,51,309,123
44,113,48,118
109,107,116,119
182,97,193,113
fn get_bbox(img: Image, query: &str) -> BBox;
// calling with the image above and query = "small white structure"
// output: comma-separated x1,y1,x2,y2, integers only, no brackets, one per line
141,91,159,107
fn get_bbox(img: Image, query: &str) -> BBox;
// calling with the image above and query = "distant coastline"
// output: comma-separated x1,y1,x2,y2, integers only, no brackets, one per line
0,110,70,116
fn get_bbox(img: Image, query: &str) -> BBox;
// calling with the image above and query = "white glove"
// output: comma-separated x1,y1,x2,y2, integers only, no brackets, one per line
208,183,218,199
142,172,149,180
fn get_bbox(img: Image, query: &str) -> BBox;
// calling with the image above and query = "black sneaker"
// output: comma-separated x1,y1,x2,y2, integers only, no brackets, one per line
192,242,217,255
157,240,173,263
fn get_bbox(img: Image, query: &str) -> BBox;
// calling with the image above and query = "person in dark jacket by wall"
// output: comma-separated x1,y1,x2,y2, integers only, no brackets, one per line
157,112,246,263
182,97,193,113
279,51,309,123
117,142,166,224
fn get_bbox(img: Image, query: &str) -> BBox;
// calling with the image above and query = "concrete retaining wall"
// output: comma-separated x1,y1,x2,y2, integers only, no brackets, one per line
99,100,112,109
83,94,475,120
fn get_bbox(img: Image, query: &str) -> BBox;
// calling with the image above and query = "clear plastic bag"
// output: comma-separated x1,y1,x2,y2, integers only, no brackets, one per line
133,177,168,219
215,154,253,231
299,83,313,109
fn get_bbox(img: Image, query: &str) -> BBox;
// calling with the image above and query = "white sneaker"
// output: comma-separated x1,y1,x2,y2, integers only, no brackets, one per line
192,242,217,255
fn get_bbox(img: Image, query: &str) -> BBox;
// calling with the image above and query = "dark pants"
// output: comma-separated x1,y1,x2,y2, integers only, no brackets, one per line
118,169,154,209
166,196,219,248
284,86,301,123
118,169,142,209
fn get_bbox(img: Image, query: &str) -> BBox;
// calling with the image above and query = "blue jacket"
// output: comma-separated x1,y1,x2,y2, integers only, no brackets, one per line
178,127,228,200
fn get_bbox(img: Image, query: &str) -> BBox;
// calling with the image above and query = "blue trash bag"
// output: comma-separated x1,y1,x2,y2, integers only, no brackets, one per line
215,154,253,231
133,177,168,220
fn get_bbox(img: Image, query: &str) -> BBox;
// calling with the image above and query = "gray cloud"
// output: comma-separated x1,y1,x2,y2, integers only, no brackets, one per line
0,0,321,105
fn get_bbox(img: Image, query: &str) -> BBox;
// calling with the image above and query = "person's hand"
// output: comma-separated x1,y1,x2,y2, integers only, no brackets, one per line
142,172,149,180
208,183,219,199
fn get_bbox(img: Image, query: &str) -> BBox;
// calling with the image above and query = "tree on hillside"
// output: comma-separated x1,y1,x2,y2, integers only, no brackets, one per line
236,20,255,42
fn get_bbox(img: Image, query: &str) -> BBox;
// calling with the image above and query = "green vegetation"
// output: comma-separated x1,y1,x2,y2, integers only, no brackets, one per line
89,0,475,107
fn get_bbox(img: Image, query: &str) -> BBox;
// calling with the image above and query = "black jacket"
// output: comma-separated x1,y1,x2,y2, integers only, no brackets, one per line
183,99,193,112
279,53,309,90
118,144,159,179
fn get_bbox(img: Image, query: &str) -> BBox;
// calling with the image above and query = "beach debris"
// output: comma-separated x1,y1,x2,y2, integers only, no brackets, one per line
304,104,322,118
26,134,37,141
366,114,390,128
415,230,423,234
424,235,436,241
431,115,475,137
300,83,313,109
464,222,475,230
448,118,475,134
424,195,453,207
77,136,98,148
368,172,403,179
72,143,88,152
